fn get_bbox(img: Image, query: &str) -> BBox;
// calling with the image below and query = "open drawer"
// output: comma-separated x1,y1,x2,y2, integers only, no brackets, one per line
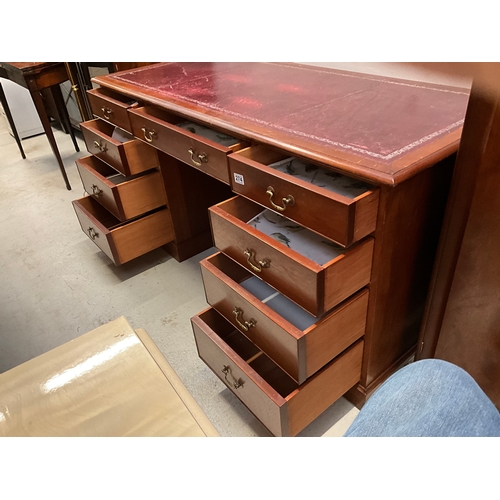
87,87,138,133
81,119,159,176
209,196,374,316
72,196,174,265
76,155,166,221
201,252,368,383
191,307,363,437
228,145,380,247
128,106,249,184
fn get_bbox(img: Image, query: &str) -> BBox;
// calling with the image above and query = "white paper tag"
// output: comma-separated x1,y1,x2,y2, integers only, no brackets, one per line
233,173,245,185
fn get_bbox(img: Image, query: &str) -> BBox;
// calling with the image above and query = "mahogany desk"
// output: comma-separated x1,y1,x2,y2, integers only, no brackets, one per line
0,62,80,190
79,63,470,434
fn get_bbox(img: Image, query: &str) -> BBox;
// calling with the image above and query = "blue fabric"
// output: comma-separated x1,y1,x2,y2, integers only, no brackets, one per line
344,359,500,437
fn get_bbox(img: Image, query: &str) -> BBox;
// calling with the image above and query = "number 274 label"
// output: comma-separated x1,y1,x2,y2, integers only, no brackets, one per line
233,173,245,185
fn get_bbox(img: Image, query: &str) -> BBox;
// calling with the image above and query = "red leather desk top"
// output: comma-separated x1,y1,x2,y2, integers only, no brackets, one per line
95,62,470,185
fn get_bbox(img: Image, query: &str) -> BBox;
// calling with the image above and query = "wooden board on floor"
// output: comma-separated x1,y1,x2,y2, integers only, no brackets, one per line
0,317,218,437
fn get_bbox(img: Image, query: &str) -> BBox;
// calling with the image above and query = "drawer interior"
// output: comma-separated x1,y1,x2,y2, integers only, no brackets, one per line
218,196,348,266
241,277,317,329
86,119,135,145
79,156,148,186
236,144,375,199
247,209,346,265
207,252,318,329
201,308,298,397
90,87,138,107
138,106,244,148
77,196,142,231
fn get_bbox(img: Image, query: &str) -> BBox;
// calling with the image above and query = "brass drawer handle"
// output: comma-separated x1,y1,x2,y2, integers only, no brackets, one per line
91,184,103,197
93,140,108,153
188,148,208,167
222,365,244,390
87,227,99,240
142,127,157,143
266,186,295,212
244,248,270,273
233,306,256,332
101,106,113,120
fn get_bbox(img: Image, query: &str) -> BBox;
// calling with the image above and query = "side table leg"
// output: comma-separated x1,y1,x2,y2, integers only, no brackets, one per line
51,84,80,153
30,89,72,190
0,80,26,159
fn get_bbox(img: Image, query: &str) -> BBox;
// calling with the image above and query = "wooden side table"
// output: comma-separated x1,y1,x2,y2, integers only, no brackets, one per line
0,317,218,437
0,62,80,190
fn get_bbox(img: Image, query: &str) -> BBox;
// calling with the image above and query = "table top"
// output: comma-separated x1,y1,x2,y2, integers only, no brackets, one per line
94,62,471,185
0,62,68,91
2,62,49,69
0,317,218,437
0,61,62,75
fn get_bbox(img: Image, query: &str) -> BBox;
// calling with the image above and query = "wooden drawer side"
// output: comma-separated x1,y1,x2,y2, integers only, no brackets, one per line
286,340,364,436
121,139,160,175
111,209,174,264
353,189,380,242
304,289,369,377
114,171,167,220
323,238,374,312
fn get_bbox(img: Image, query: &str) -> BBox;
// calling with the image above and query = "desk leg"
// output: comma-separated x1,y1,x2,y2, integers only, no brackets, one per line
50,84,80,153
0,81,26,159
30,89,72,190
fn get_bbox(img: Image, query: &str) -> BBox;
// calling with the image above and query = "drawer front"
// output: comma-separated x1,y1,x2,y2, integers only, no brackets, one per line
73,196,116,263
228,145,380,247
192,308,364,437
73,196,174,265
87,88,136,133
200,252,368,383
76,155,166,221
209,196,374,316
128,106,248,184
192,308,286,436
81,119,159,176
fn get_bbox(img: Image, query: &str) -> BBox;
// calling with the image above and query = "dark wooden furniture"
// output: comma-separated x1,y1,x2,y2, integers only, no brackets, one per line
0,62,80,190
417,81,500,408
79,63,470,435
64,63,156,123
